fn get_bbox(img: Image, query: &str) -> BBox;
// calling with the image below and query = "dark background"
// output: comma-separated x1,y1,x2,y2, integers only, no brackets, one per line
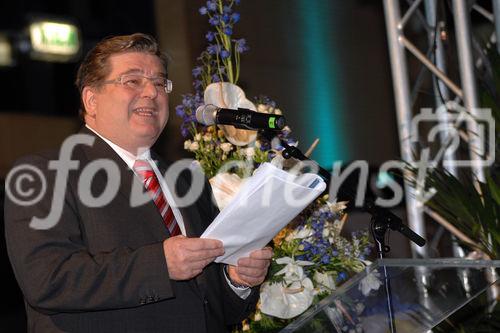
0,0,157,116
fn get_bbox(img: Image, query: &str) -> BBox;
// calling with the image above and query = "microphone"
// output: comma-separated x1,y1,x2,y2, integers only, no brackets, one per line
195,104,286,131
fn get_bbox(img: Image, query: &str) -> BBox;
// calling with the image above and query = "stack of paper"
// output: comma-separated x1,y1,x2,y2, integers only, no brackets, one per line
201,162,326,265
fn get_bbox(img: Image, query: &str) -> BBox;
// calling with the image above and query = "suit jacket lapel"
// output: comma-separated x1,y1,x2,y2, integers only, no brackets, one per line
76,127,169,239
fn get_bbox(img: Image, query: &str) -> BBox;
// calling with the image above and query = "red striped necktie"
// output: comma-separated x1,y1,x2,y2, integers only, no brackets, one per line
133,159,181,237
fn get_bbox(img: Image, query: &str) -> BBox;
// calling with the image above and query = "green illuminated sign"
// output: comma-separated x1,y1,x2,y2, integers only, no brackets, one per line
30,21,80,58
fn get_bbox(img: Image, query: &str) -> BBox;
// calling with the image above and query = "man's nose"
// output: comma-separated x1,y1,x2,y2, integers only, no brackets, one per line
141,78,158,99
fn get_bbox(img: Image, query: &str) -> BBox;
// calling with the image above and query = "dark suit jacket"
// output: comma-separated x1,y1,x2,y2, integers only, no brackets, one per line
4,127,257,332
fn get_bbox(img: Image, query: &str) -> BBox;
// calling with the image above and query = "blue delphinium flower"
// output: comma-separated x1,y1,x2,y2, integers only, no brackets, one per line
192,66,202,77
234,38,249,53
193,80,202,89
231,12,240,23
337,272,348,282
205,31,215,42
212,74,221,82
177,93,204,138
175,105,185,117
182,95,195,108
321,254,331,264
260,140,271,151
206,0,217,11
207,44,220,55
178,0,251,136
209,15,220,26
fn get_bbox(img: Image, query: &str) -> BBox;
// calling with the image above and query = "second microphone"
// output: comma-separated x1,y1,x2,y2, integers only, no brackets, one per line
196,104,286,131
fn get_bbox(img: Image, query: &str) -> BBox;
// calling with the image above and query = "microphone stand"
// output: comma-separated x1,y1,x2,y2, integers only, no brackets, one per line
275,137,426,333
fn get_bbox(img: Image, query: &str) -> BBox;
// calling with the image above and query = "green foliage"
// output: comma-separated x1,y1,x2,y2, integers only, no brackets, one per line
406,166,499,258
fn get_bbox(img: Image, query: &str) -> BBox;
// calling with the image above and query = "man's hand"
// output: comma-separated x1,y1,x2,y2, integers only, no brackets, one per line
163,236,224,280
227,247,273,287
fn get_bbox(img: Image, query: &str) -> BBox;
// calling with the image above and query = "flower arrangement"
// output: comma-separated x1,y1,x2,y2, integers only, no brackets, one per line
175,1,372,331
248,197,371,332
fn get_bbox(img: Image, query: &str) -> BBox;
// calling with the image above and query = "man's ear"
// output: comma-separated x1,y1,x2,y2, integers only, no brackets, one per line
82,87,98,118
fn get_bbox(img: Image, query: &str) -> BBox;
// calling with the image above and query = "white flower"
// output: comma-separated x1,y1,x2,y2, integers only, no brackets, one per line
203,133,212,142
322,221,338,244
220,142,232,153
285,226,313,242
274,108,282,115
325,200,348,212
313,271,336,292
358,269,382,296
184,140,192,150
275,257,314,284
260,279,315,319
243,147,255,158
260,258,318,319
188,142,199,151
257,104,268,113
194,133,202,141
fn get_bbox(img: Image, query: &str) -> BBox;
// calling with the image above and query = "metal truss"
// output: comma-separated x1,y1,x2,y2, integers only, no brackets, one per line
382,0,498,302
382,0,499,255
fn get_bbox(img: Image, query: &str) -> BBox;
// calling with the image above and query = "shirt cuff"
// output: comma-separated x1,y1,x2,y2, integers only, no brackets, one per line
223,265,252,299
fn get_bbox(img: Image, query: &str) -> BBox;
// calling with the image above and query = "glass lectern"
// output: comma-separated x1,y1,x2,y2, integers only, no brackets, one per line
281,258,500,333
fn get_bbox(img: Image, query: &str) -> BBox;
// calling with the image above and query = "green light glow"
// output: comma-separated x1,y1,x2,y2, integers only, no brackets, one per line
29,21,79,56
295,1,349,167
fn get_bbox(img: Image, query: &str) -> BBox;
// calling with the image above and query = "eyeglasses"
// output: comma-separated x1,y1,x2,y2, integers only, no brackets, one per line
102,74,173,94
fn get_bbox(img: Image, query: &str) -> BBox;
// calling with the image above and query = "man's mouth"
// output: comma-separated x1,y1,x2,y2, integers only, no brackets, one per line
133,107,157,117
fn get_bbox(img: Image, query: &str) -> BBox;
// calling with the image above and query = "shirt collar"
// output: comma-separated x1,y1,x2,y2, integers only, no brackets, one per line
85,124,151,169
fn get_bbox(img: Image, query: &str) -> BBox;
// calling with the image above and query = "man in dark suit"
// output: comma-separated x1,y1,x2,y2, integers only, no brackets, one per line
4,33,272,332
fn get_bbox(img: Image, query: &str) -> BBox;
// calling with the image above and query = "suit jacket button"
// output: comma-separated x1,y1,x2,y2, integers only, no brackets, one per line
203,299,209,305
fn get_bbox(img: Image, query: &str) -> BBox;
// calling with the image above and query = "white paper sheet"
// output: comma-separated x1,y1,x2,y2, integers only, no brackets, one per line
201,163,326,265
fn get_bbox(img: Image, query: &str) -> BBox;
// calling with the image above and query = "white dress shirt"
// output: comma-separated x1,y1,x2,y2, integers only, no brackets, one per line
85,125,187,235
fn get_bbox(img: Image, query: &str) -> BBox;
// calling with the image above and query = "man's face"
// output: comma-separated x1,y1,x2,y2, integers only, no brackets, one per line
85,51,169,154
